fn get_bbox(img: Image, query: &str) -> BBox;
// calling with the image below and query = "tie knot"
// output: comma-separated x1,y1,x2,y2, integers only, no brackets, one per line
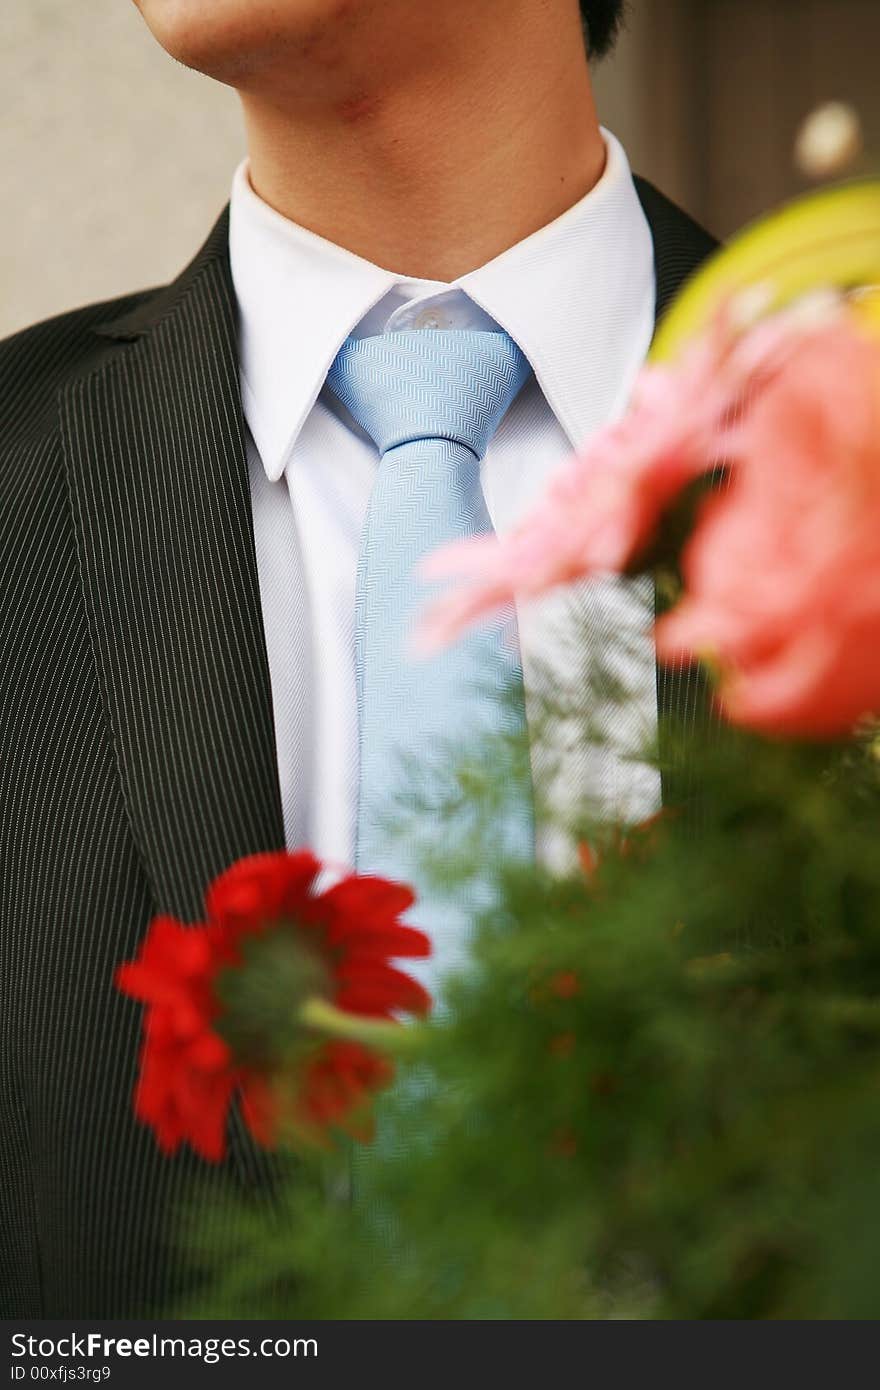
325,328,531,460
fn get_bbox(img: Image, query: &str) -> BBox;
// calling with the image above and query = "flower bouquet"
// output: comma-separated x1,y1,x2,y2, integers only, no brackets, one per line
117,127,880,1319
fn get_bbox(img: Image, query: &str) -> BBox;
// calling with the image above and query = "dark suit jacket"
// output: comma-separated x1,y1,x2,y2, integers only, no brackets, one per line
0,180,717,1316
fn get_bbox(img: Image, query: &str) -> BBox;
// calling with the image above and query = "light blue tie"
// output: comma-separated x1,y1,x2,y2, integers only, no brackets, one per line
325,328,535,1000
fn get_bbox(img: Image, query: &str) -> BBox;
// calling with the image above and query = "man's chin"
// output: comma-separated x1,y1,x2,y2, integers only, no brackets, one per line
132,0,368,86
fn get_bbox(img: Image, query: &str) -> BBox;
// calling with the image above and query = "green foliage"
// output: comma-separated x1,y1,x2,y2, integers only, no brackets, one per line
173,718,880,1319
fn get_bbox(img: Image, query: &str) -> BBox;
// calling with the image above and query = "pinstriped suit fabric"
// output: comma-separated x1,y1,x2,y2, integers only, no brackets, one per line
1,235,285,1318
0,182,717,1316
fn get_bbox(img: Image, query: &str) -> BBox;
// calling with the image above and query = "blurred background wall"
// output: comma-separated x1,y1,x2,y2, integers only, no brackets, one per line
594,0,880,238
3,0,879,338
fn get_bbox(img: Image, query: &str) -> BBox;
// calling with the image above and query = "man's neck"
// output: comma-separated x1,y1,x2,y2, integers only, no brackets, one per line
238,4,606,282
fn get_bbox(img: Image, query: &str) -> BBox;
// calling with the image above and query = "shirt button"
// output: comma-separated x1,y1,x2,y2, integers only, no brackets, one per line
414,308,446,330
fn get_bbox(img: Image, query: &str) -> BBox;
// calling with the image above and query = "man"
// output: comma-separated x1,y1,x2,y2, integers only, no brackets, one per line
0,0,715,1317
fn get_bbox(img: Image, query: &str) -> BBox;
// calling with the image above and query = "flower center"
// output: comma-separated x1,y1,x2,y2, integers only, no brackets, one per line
213,919,332,1071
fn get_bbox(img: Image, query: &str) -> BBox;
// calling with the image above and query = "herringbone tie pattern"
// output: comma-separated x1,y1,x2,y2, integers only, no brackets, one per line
326,329,534,997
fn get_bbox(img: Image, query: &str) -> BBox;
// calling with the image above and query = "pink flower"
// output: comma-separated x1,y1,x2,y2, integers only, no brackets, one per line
418,303,814,652
420,290,880,738
657,319,880,737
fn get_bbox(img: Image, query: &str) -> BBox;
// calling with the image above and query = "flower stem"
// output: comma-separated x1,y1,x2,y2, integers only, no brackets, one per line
298,996,426,1054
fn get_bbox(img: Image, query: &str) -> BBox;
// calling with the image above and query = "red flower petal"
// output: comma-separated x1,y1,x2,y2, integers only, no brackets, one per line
326,922,432,960
320,875,416,926
205,850,322,935
115,918,216,1004
300,1041,393,1127
335,963,432,1018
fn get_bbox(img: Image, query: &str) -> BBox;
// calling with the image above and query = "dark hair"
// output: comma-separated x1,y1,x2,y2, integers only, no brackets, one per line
579,0,626,58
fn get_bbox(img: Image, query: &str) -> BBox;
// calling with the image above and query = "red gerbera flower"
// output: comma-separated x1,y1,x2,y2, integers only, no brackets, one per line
115,850,431,1161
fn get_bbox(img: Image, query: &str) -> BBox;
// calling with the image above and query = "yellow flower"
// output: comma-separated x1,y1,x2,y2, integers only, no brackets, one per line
653,180,880,363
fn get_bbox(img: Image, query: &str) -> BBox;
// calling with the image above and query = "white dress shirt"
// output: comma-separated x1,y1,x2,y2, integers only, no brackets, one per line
229,128,662,874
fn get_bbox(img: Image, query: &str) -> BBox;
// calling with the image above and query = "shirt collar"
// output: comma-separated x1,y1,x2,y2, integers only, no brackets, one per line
228,128,655,482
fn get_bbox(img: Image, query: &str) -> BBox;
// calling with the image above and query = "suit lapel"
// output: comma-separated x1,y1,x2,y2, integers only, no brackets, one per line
60,209,286,925
634,175,719,325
